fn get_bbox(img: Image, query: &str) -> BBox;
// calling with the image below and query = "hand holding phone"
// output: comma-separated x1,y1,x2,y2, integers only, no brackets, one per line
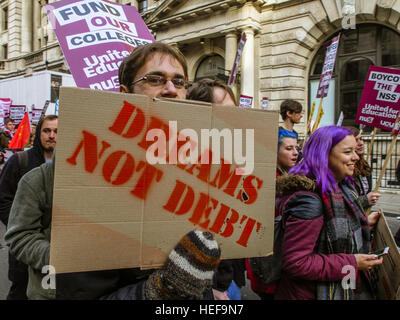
373,247,389,258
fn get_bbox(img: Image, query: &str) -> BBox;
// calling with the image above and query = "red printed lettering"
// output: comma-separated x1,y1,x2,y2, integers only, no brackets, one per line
108,101,145,138
188,192,219,229
210,161,242,197
163,180,195,215
239,175,263,204
102,151,135,185
137,116,170,151
236,218,261,247
130,161,164,200
66,130,111,173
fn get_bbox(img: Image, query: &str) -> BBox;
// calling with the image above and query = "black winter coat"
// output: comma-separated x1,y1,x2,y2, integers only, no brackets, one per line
0,121,46,226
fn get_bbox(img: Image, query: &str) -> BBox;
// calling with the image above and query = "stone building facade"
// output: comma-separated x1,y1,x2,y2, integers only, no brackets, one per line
0,0,399,187
1,0,400,138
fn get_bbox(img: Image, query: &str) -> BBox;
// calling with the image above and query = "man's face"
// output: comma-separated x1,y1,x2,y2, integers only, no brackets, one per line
40,119,57,152
5,121,15,132
122,52,186,99
287,111,303,124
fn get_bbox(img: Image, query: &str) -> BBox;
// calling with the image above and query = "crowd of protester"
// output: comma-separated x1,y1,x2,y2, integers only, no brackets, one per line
1,42,400,300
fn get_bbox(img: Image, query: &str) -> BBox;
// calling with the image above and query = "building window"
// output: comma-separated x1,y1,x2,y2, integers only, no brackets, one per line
195,55,225,82
309,24,400,129
2,7,8,31
340,58,373,126
2,44,7,59
382,27,400,67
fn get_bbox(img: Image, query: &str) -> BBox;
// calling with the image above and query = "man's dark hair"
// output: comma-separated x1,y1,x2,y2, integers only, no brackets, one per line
42,114,58,123
188,78,237,105
4,118,14,125
280,99,303,120
119,42,188,92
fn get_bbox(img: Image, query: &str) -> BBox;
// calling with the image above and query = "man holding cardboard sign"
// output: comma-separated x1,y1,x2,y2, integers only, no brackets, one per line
5,43,224,300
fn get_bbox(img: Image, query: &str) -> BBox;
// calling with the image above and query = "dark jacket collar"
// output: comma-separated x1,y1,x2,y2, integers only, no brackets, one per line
276,174,316,197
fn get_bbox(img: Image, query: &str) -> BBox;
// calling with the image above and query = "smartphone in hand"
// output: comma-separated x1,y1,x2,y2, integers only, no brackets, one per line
373,247,389,258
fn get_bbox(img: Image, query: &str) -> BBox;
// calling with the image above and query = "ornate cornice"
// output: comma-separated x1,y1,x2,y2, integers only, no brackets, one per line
146,0,264,30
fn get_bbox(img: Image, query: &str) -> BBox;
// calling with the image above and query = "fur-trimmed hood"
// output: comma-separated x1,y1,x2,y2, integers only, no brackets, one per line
276,174,316,197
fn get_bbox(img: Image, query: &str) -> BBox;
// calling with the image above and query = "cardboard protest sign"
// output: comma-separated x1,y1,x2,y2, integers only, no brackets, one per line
45,0,154,92
355,66,400,134
370,213,400,300
50,87,279,273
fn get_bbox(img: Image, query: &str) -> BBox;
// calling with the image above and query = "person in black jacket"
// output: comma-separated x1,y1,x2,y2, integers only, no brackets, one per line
0,115,58,299
0,118,15,149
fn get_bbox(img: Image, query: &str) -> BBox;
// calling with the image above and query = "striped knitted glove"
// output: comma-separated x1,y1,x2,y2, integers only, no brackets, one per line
145,230,221,300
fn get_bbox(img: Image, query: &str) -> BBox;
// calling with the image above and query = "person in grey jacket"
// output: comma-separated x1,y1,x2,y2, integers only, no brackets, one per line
0,115,57,300
4,156,221,299
5,42,222,300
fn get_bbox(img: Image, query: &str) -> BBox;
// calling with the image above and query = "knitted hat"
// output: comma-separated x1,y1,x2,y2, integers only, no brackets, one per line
145,230,221,300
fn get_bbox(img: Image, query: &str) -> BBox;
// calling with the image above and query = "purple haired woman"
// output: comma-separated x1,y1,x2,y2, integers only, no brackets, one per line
274,126,383,300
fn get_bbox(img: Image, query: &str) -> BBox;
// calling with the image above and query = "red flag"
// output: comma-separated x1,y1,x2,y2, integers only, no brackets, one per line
8,112,31,149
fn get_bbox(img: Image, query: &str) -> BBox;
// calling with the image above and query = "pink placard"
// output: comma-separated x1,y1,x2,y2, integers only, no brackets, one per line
355,65,400,134
46,0,155,92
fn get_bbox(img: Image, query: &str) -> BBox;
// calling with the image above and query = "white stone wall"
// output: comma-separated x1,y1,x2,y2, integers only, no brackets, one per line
258,0,400,136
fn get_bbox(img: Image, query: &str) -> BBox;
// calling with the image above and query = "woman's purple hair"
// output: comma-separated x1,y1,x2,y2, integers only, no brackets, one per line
289,125,353,195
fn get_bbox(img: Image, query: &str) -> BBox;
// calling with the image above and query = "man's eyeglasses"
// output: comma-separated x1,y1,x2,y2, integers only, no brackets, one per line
130,74,187,89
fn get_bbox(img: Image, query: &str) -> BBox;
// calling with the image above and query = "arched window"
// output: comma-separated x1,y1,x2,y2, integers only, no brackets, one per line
309,24,400,130
195,55,225,81
340,57,373,127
